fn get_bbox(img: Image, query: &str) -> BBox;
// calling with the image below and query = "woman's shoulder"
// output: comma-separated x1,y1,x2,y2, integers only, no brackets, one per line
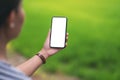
0,60,32,80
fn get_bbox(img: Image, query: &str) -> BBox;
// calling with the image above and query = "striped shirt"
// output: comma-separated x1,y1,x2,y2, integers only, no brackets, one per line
0,61,32,80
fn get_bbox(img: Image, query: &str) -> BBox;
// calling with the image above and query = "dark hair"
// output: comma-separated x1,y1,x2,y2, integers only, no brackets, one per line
0,0,21,27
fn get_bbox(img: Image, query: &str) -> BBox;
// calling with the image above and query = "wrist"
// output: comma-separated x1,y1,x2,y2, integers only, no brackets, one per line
39,49,49,59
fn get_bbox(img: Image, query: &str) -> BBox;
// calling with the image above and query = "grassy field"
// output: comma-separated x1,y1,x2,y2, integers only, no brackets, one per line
12,0,120,80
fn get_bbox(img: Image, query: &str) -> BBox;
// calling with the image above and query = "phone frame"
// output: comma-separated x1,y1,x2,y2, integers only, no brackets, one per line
50,16,68,49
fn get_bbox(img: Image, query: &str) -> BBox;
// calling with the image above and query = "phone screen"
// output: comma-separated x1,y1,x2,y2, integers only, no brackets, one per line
50,17,67,48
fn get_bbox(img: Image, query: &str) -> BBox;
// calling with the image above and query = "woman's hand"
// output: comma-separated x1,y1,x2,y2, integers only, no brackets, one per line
17,30,68,76
39,30,68,59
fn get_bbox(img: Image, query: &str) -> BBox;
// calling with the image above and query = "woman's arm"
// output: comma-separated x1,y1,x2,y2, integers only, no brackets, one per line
16,50,48,76
16,31,68,76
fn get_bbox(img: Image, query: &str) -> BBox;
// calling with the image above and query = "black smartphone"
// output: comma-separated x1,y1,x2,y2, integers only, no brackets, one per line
50,16,67,48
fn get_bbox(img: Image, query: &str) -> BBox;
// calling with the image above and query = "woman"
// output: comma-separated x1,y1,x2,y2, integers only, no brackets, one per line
0,0,68,80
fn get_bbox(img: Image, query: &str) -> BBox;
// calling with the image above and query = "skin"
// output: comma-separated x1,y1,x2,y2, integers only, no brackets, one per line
0,2,68,76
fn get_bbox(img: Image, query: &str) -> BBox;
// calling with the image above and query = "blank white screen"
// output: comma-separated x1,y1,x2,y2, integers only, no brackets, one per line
50,17,67,48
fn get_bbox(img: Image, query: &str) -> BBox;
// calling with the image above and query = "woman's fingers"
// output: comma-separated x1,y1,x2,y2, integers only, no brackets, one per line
66,33,69,42
65,33,69,47
65,43,68,47
66,36,68,42
66,33,69,36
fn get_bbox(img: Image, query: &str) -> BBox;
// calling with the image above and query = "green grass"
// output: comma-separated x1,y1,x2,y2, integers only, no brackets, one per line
12,0,120,80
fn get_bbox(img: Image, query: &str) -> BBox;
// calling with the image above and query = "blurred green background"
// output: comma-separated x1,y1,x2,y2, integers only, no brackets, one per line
12,0,120,80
